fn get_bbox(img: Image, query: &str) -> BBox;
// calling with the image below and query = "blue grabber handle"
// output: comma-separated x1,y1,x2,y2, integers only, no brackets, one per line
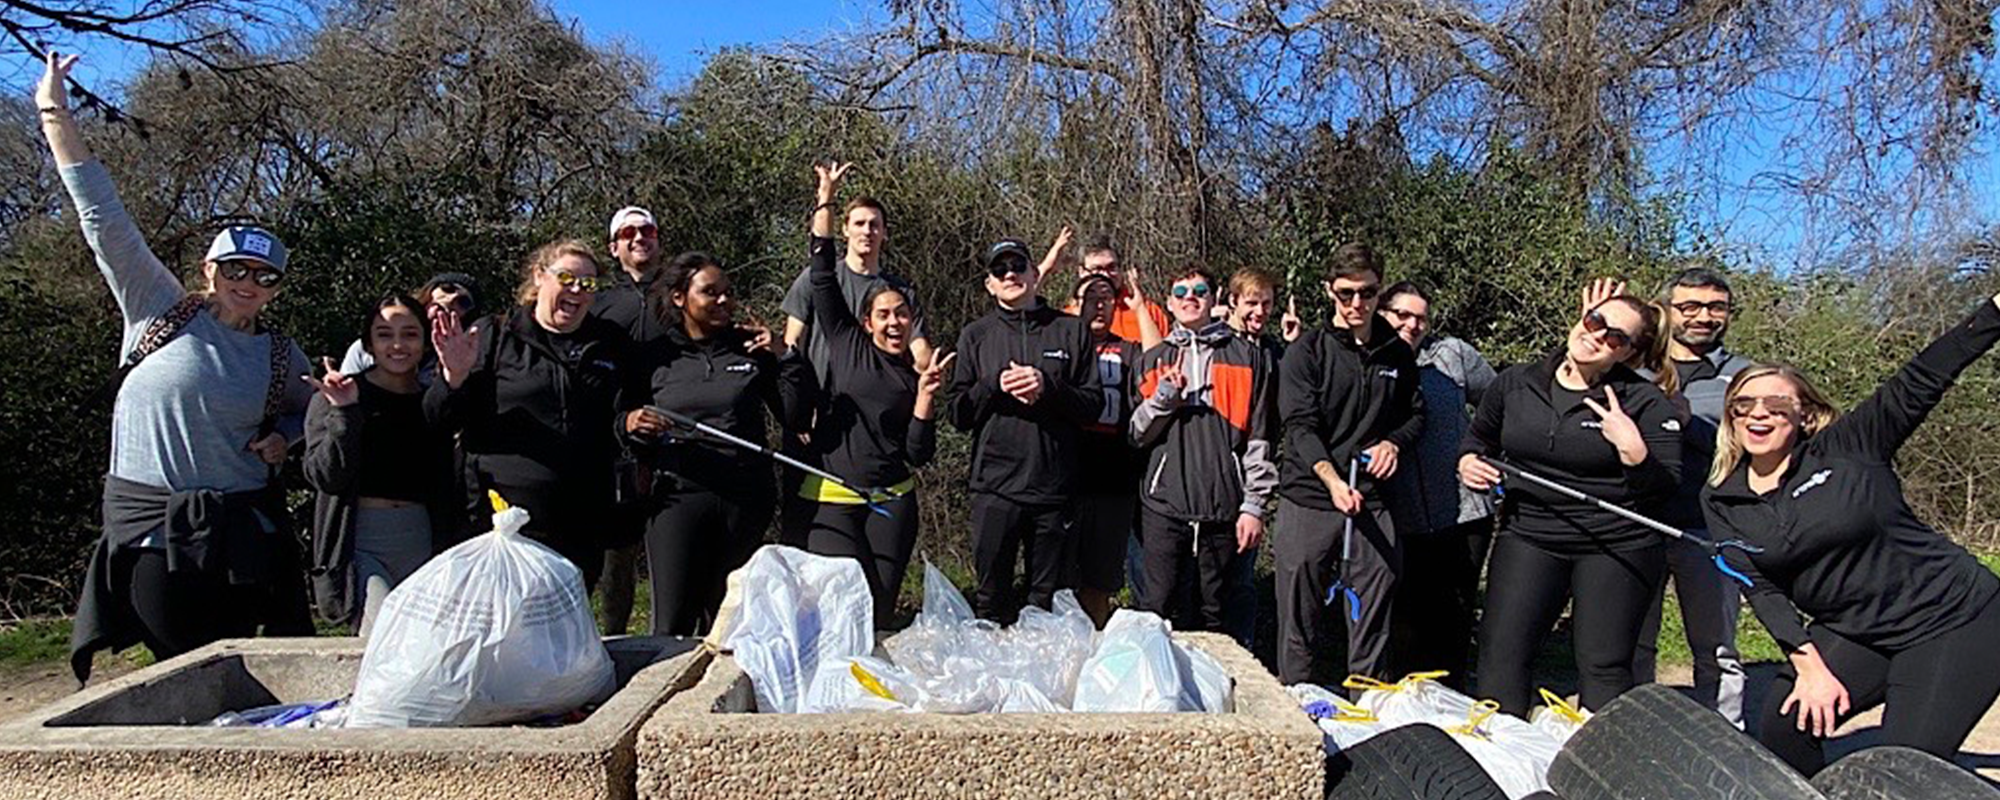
1325,453,1373,623
1707,540,1765,588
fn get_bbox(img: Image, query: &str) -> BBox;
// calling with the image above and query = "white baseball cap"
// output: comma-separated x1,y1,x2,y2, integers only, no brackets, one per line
608,206,656,238
204,225,288,272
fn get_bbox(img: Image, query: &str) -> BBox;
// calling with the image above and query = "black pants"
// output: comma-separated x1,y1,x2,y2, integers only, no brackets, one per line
1759,594,2000,776
1476,534,1665,716
644,486,771,636
970,493,1069,623
1388,519,1492,691
117,549,264,661
1070,492,1137,594
804,494,919,628
1273,498,1401,685
1136,507,1242,632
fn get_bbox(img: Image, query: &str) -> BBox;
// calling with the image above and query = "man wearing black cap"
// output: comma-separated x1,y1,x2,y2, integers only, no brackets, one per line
947,238,1103,622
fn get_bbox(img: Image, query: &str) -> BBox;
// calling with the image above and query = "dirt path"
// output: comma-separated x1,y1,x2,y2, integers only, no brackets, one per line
1658,663,2000,783
0,657,138,724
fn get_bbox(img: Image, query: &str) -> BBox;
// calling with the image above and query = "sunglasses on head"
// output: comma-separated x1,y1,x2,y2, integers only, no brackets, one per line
1171,283,1211,299
1727,394,1801,417
543,267,603,293
1581,309,1635,350
217,260,283,289
1671,300,1734,317
1332,285,1380,304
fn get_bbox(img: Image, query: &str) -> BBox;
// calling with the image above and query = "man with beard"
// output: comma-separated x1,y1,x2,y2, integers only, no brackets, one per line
1633,267,1756,726
593,206,666,635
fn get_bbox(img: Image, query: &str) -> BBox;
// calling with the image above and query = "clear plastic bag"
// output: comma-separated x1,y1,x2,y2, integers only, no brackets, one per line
713,545,875,714
208,699,345,729
346,502,613,728
880,562,1096,713
1175,643,1233,713
1071,609,1234,713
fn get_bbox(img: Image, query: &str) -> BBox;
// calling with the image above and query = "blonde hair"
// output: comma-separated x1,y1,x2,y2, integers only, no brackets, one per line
1708,363,1843,486
515,239,600,305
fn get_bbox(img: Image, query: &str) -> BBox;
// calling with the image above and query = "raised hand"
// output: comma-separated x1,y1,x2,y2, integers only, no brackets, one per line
36,51,80,113
1582,385,1647,465
740,313,779,356
1281,296,1302,342
815,161,854,203
1037,225,1074,280
918,352,956,398
302,356,360,407
1581,277,1626,316
431,310,482,389
1153,359,1186,397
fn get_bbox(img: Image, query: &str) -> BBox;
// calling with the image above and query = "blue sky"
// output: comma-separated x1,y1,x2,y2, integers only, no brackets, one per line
557,0,881,83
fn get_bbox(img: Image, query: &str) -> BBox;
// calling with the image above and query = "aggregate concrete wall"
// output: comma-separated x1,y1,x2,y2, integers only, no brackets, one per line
636,632,1323,800
0,636,710,800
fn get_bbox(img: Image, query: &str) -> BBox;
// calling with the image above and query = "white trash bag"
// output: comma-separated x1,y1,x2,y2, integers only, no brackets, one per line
802,656,921,713
710,545,874,714
1440,700,1563,800
1349,671,1481,727
346,499,614,728
1289,683,1390,753
1528,688,1591,745
1073,609,1231,713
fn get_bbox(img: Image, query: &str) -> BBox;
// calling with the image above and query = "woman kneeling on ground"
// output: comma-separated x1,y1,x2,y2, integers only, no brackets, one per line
45,52,315,681
304,296,459,637
1703,292,2000,775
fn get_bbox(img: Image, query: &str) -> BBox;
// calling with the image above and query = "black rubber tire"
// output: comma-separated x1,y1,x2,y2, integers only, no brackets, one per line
1810,746,1999,800
1325,723,1509,800
1547,684,1825,800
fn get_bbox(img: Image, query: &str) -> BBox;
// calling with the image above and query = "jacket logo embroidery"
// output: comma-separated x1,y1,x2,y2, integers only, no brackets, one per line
1791,469,1833,499
1378,368,1400,379
725,363,755,373
1662,419,1682,432
1581,421,1604,429
1041,349,1071,361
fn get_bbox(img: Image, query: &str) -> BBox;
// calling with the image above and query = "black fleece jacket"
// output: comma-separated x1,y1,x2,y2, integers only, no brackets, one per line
1460,351,1683,551
618,324,809,496
804,235,936,488
1704,300,2000,653
1277,316,1425,510
946,298,1102,505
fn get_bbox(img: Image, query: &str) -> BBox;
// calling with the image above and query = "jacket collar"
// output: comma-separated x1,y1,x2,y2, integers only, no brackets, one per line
1166,320,1236,348
1525,347,1651,401
1328,314,1402,356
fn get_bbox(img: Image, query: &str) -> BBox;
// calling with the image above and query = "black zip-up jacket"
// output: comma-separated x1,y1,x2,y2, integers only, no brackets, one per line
618,324,808,496
1461,350,1683,551
803,235,935,488
947,298,1102,505
1704,300,2000,653
1278,316,1425,510
591,269,665,343
425,308,629,504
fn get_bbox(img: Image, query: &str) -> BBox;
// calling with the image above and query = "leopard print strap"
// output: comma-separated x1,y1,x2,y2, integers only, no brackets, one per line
263,327,293,426
124,293,208,368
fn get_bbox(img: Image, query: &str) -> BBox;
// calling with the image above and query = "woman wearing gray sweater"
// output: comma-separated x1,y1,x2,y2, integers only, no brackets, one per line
45,53,314,681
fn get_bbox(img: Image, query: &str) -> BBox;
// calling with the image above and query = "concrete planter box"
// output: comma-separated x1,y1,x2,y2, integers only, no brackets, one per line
0,636,710,800
636,631,1323,800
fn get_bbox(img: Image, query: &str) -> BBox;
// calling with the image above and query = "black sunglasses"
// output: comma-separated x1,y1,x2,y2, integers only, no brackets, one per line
1582,310,1635,350
987,256,1030,279
217,260,283,289
1331,285,1380,304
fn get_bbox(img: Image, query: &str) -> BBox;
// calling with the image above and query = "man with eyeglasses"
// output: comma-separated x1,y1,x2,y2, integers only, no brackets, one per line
1273,243,1424,684
1036,227,1170,349
947,239,1102,622
1633,266,1756,727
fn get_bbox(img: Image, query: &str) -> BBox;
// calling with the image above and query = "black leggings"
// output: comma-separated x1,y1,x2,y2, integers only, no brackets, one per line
1759,594,2000,776
803,494,919,627
118,549,264,661
1477,534,1665,716
644,486,771,636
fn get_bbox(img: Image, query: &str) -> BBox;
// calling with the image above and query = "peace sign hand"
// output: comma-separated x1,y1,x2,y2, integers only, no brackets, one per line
1582,385,1648,466
815,161,854,203
302,356,360,407
37,51,80,112
918,352,956,398
1281,296,1302,342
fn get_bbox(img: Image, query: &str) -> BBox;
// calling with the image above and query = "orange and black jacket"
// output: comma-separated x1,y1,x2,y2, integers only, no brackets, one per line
1130,322,1279,523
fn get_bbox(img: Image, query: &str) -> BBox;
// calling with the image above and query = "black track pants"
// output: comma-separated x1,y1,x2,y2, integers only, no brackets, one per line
1758,594,2000,776
969,493,1068,623
1476,534,1664,716
644,487,771,636
804,494,920,627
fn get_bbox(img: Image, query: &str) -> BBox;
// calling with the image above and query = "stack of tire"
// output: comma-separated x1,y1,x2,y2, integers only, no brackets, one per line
1325,684,1999,800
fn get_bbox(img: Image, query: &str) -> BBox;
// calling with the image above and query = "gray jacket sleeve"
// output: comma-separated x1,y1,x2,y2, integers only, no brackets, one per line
60,161,186,358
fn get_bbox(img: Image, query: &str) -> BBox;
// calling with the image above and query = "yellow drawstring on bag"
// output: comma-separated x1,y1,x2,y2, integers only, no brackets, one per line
487,490,511,512
1448,699,1502,740
1538,688,1588,724
1332,699,1377,723
852,661,898,702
